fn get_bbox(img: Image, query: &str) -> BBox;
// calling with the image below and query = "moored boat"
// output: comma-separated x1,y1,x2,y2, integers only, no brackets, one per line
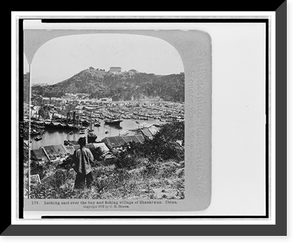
104,119,123,126
30,129,40,135
34,135,42,141
81,120,90,126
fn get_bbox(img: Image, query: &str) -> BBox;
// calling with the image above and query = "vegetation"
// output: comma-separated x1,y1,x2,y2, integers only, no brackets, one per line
29,160,184,200
31,68,185,102
115,121,184,168
28,122,185,199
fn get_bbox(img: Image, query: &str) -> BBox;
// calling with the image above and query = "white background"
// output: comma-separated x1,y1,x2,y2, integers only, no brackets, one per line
12,12,275,224
205,22,267,215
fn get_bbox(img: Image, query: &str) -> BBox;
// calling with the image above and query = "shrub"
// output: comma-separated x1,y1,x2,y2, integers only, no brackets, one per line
115,150,138,169
90,146,104,162
30,161,44,179
115,133,184,165
58,155,74,170
54,169,66,188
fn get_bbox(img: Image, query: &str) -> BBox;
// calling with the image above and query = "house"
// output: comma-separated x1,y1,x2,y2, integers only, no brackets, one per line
42,97,51,104
93,142,110,155
30,142,109,163
133,125,160,141
101,135,145,150
139,127,154,140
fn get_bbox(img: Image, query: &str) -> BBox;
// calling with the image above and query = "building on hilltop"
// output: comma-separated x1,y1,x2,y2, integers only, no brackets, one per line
109,67,122,74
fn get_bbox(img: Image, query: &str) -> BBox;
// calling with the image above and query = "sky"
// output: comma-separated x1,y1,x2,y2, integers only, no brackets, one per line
24,34,184,85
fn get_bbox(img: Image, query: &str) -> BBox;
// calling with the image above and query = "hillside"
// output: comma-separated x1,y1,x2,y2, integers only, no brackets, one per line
28,121,185,200
32,68,185,102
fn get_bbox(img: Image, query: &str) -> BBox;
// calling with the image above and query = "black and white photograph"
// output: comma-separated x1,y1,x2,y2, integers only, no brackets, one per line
6,5,290,238
19,16,274,216
20,23,213,213
23,31,187,202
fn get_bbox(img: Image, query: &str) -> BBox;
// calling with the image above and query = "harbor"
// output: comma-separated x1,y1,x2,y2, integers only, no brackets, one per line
30,119,164,150
26,96,184,150
22,37,186,201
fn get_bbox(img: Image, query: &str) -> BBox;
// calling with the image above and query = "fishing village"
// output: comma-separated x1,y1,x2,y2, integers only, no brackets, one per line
26,91,184,144
24,92,185,200
22,63,186,200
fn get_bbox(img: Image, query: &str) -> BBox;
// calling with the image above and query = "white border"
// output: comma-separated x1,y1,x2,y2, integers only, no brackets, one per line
11,11,276,226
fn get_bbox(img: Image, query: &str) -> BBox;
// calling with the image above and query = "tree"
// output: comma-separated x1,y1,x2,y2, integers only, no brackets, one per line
114,121,185,166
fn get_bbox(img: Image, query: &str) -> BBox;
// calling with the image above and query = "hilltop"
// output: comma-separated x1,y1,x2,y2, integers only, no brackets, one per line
31,67,185,102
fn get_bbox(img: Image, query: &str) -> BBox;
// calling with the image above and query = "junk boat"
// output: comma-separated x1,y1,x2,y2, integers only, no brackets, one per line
34,135,42,141
30,129,40,136
104,119,123,126
81,120,90,126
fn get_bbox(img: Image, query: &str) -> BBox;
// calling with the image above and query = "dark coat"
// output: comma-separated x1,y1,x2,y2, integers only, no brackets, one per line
73,147,94,175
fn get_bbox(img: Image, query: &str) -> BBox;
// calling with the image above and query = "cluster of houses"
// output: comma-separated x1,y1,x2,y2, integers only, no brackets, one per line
28,86,184,166
35,94,112,106
30,124,161,165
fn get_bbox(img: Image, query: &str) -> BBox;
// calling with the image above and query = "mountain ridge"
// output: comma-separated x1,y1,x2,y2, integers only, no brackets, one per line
31,67,185,102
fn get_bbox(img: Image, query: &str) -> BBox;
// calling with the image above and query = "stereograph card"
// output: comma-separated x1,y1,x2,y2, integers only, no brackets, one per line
21,22,212,215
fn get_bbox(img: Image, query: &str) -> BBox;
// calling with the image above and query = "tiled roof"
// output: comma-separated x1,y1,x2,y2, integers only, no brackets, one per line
102,135,145,149
31,134,146,161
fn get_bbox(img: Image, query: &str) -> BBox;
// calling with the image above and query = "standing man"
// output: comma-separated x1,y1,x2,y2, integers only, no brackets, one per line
73,137,94,189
